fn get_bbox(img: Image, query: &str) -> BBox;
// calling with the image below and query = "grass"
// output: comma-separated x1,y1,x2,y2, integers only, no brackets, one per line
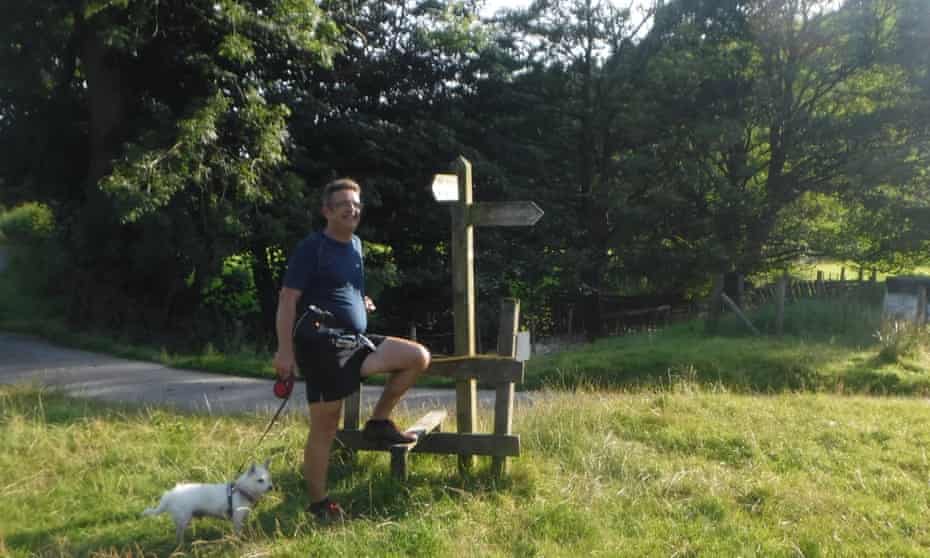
525,286,930,395
4,384,930,557
752,259,930,284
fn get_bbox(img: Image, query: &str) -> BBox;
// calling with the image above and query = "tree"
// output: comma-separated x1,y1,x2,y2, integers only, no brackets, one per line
0,0,339,344
632,0,930,279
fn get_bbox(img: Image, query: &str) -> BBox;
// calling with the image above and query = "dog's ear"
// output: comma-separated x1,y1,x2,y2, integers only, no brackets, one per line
263,458,271,470
249,463,256,474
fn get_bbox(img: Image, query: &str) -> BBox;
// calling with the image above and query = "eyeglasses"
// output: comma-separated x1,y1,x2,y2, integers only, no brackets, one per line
328,200,363,211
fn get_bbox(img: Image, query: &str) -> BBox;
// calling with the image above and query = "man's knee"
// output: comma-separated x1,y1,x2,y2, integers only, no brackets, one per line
413,344,431,373
309,402,342,439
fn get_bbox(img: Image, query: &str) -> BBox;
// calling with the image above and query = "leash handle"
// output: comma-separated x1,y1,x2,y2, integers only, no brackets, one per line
274,376,294,398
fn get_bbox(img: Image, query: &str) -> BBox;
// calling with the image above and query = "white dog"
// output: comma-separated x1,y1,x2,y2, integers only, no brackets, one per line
143,461,273,544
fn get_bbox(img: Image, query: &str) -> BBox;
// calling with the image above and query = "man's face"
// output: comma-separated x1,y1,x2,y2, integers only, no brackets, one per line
323,188,362,232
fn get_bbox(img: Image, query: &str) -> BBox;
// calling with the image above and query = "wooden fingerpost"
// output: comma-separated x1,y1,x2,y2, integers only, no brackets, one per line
492,298,519,478
431,156,542,476
452,156,478,472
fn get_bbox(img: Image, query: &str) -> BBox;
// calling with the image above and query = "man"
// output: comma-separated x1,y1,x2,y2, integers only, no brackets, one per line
273,178,431,523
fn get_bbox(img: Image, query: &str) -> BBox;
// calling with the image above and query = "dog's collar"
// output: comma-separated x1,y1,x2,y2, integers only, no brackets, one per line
227,482,259,517
227,483,235,518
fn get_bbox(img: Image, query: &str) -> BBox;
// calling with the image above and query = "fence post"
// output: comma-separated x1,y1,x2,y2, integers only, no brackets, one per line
918,287,927,326
706,273,724,334
776,271,787,336
721,293,760,336
492,298,520,478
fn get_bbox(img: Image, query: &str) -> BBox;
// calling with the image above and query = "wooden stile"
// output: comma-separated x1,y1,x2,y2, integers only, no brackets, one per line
335,156,536,481
492,298,519,478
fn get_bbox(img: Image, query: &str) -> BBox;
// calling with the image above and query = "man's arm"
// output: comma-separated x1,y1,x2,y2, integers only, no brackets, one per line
273,287,302,379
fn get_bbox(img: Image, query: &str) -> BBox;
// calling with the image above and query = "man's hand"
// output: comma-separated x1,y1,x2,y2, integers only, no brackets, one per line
273,350,296,380
364,296,376,313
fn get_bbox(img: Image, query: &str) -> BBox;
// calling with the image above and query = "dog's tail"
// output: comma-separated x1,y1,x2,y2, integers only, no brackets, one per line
142,500,165,517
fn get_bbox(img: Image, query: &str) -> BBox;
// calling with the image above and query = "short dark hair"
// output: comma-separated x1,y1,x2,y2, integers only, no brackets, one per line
322,178,361,207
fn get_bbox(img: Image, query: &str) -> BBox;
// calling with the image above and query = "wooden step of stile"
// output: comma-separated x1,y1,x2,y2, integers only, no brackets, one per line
391,410,447,480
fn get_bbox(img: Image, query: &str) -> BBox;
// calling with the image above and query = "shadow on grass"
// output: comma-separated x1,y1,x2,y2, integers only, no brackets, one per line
259,451,525,525
5,510,187,557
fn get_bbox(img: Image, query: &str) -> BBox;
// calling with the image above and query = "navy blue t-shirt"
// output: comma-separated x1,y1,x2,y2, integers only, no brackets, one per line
283,232,367,333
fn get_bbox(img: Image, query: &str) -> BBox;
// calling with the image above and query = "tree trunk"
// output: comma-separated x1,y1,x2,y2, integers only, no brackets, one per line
79,21,127,186
250,242,279,351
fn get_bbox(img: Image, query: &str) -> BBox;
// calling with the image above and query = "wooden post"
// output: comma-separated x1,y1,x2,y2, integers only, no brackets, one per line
858,267,864,282
706,273,724,334
451,156,477,472
492,298,519,478
432,156,542,477
816,271,824,295
776,271,787,336
840,267,846,282
337,387,362,464
343,389,361,430
390,410,447,480
736,274,745,308
721,293,760,336
918,286,927,326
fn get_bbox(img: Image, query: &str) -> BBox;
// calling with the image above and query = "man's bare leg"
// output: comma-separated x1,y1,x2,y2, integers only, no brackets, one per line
360,337,430,420
304,399,343,502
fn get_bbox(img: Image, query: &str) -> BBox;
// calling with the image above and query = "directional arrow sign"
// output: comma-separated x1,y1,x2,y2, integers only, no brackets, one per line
468,201,544,227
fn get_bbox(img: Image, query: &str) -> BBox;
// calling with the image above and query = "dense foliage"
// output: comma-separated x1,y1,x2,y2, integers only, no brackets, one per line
1,0,928,349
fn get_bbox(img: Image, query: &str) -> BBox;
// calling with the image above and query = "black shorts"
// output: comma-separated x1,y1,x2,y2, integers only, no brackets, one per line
295,327,385,404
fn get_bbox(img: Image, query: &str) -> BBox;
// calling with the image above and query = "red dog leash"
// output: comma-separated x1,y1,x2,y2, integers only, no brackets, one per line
236,376,294,474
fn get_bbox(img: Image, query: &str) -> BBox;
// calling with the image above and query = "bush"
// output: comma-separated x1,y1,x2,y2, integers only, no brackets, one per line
0,202,67,301
0,202,55,244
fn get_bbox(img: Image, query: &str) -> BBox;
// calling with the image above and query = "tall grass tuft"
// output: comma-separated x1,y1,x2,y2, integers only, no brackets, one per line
874,320,930,364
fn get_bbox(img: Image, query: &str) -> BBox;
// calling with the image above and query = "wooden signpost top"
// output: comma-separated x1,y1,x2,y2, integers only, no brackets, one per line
433,156,545,357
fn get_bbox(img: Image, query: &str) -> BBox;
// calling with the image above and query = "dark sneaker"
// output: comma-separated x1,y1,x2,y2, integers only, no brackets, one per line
362,419,417,445
307,497,346,524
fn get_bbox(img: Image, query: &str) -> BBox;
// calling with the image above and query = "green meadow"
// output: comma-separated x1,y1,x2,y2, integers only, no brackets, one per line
3,383,930,557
